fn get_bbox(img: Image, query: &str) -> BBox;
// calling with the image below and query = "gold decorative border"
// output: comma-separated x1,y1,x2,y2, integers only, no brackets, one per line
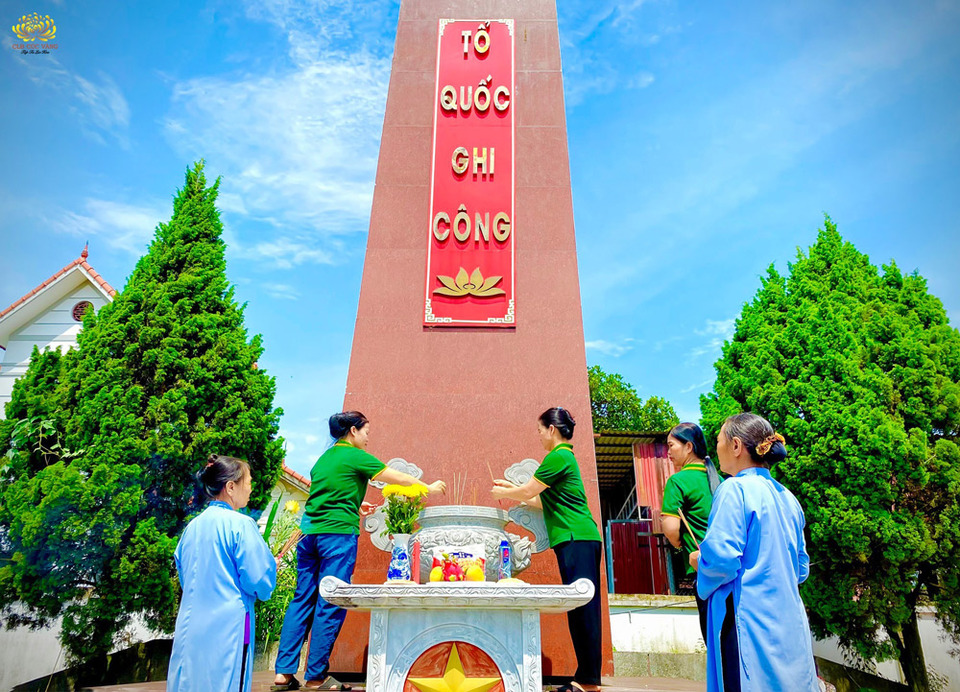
424,299,453,324
425,19,516,329
487,299,515,324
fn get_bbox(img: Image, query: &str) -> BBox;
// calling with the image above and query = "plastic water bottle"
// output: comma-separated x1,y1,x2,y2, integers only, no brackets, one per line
498,539,511,580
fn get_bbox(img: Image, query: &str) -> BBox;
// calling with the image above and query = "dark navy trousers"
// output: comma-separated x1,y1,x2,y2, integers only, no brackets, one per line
275,533,358,681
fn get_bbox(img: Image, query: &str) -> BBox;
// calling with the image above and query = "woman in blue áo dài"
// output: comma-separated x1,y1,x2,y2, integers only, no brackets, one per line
167,454,277,692
689,413,818,692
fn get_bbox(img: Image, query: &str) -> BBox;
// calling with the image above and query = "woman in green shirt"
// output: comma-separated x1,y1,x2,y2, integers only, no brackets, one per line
660,422,719,645
273,411,446,691
491,407,603,692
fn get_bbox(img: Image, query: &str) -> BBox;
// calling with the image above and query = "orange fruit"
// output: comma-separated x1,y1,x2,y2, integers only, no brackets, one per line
465,566,485,581
429,566,444,582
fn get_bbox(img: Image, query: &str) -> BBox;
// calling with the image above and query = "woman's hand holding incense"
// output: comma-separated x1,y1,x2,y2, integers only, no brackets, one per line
491,479,517,500
427,480,447,494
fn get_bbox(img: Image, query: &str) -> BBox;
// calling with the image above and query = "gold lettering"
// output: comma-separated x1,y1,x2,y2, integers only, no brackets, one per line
493,212,511,242
474,212,490,242
494,86,510,112
473,147,488,176
440,85,457,111
474,28,490,54
433,212,451,242
453,205,471,242
459,85,473,112
452,147,469,175
490,147,495,176
461,30,472,56
474,85,491,112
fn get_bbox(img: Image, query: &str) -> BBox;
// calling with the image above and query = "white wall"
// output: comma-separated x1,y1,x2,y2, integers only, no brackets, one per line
257,477,309,530
812,607,960,689
0,285,109,418
0,608,159,691
610,596,705,654
612,598,960,689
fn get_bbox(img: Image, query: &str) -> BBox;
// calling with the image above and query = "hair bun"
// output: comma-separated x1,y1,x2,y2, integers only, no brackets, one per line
756,433,787,462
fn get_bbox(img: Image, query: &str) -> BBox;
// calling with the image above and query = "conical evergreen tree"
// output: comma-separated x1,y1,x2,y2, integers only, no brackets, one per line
701,218,960,691
0,162,284,663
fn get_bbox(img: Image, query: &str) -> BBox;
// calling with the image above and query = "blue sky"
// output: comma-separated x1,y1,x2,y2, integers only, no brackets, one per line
1,0,958,475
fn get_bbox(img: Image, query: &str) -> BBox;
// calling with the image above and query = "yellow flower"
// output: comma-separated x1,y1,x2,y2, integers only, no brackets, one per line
284,500,300,514
382,484,429,499
433,267,505,298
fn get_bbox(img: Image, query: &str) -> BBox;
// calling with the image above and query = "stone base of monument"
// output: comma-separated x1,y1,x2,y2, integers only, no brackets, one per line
320,576,595,692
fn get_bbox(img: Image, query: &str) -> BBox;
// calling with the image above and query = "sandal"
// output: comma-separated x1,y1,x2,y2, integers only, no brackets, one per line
271,676,301,691
305,676,353,691
556,684,601,692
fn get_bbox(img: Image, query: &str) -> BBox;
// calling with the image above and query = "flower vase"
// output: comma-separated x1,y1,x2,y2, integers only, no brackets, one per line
387,533,412,581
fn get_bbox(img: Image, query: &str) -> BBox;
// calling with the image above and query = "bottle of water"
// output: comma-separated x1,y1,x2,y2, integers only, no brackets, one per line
498,539,511,580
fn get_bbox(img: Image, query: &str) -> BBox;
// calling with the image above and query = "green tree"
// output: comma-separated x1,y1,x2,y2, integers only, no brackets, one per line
0,162,285,663
588,365,680,432
700,217,960,691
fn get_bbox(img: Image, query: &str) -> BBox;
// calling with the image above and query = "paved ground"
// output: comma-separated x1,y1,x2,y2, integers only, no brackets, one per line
85,672,706,691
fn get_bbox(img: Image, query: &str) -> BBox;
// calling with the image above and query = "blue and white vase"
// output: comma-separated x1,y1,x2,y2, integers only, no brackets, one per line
387,533,412,581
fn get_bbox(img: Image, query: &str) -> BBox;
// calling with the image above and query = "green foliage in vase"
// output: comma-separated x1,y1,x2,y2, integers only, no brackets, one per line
588,365,680,432
700,217,960,692
0,162,285,664
381,485,428,536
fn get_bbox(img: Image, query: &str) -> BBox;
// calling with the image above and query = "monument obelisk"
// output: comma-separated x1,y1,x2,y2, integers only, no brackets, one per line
334,0,614,677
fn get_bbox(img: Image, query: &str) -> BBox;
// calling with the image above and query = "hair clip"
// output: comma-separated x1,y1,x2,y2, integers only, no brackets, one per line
205,462,214,469
755,432,785,456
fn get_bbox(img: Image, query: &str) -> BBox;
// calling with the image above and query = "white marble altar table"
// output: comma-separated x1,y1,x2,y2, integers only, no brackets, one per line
320,577,595,692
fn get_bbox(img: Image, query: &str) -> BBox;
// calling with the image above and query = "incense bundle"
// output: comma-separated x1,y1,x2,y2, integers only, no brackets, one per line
275,528,303,562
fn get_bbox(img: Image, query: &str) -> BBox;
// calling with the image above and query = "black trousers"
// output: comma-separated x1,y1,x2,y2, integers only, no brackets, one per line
694,585,709,646
554,540,603,686
720,593,741,692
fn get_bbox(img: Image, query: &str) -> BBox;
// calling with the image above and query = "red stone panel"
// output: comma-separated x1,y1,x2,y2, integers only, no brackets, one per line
333,0,614,677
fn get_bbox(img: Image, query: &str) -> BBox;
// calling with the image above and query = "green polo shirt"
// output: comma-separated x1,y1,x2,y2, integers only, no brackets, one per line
532,443,602,547
301,441,387,535
661,461,713,576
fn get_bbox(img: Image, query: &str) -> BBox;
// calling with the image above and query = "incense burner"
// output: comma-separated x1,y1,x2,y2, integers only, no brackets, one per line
363,459,550,582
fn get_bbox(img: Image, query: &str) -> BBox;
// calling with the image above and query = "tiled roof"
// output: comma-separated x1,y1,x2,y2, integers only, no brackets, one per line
0,245,118,320
282,464,310,489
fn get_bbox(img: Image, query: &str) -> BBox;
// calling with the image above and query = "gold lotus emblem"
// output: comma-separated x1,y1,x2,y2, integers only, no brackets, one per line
434,267,505,298
12,13,56,42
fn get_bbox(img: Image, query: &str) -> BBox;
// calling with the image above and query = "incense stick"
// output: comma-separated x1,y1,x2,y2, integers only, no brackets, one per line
275,528,303,562
485,461,505,509
677,508,699,547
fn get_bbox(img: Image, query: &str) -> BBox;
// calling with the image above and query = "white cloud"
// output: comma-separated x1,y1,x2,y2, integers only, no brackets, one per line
17,57,131,147
558,0,665,105
680,378,714,394
585,337,636,357
48,198,164,255
262,283,301,301
74,73,130,134
164,51,389,268
578,2,959,314
688,317,737,361
696,318,736,339
235,238,335,269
